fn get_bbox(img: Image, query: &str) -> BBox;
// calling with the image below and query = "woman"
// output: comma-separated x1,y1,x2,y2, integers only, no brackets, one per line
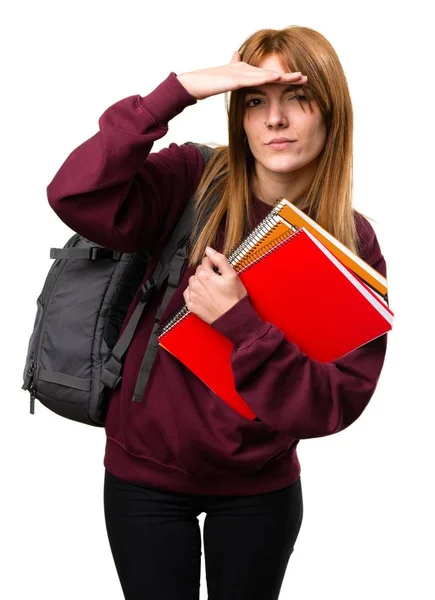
47,26,388,600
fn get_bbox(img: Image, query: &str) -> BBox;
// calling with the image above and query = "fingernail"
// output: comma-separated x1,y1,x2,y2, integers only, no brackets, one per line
206,246,216,254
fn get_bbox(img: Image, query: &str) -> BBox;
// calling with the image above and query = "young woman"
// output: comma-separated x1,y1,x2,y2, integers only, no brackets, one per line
47,25,388,600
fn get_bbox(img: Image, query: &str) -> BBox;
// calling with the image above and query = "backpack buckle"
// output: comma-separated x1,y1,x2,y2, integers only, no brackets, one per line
177,234,189,249
89,247,122,260
139,278,156,303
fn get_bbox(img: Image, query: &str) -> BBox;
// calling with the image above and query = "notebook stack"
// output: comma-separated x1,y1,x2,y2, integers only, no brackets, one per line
156,199,394,419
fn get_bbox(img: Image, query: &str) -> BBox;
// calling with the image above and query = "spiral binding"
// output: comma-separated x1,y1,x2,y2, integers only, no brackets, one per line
157,199,297,339
236,227,302,277
158,304,191,338
226,198,286,261
230,227,295,271
228,213,280,266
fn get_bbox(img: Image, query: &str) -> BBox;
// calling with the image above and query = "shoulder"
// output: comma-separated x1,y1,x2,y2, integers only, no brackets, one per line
151,141,206,170
184,141,218,165
353,211,387,277
353,211,376,257
145,142,210,199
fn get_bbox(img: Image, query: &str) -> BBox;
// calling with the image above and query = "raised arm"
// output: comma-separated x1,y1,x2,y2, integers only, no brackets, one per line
47,55,308,254
46,72,203,253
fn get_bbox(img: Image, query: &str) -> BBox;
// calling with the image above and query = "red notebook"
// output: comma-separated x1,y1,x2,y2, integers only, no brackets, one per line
157,227,394,420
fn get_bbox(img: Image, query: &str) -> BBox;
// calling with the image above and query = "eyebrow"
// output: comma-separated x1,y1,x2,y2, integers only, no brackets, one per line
244,84,301,96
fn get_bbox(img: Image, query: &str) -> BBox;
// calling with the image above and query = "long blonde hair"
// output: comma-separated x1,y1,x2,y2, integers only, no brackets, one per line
188,25,360,267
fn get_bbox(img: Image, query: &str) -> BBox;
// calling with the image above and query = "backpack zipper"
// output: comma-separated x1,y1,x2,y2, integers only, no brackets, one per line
29,383,37,415
22,360,36,390
22,361,37,413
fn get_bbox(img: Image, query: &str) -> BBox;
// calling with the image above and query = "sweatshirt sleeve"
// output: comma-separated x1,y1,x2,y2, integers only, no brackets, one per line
46,72,204,253
210,216,389,438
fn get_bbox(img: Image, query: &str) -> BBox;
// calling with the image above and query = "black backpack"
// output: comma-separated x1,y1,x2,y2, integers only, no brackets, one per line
21,142,217,426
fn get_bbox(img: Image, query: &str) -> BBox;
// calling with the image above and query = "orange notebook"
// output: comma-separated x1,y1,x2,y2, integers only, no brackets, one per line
157,204,394,420
274,198,389,302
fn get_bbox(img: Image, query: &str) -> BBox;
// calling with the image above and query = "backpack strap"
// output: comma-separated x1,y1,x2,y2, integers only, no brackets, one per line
101,141,217,394
49,247,122,260
100,197,195,391
131,145,220,403
131,235,190,402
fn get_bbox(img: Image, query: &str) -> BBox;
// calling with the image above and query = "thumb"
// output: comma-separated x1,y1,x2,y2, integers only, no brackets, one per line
230,51,241,63
205,247,233,274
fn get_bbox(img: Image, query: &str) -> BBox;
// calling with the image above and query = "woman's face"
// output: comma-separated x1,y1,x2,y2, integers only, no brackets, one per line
243,54,327,177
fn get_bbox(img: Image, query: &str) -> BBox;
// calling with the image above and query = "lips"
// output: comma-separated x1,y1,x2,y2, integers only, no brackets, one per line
267,138,295,144
267,141,295,150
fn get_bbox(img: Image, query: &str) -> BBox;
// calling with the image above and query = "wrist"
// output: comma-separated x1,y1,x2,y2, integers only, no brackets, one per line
176,73,199,100
139,72,197,122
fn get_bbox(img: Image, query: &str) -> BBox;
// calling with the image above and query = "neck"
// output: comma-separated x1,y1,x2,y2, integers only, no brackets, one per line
252,160,318,207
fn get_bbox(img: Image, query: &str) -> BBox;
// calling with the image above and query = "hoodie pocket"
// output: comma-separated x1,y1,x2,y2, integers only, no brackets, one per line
156,385,296,479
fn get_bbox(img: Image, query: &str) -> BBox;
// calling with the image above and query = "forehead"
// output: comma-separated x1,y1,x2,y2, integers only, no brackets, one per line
244,84,302,96
258,54,287,73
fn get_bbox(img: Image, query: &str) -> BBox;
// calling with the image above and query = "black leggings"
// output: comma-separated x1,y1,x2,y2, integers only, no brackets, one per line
103,469,303,600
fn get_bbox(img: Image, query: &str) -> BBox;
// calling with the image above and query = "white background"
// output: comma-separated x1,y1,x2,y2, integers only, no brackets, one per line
1,1,434,598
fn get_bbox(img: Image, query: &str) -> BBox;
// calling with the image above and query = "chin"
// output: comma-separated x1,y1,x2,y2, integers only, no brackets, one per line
263,159,300,173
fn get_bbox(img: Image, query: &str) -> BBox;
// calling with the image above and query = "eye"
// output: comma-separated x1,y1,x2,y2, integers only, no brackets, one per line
245,95,308,107
245,97,263,107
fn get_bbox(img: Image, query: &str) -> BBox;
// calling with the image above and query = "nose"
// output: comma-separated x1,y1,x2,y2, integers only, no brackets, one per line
264,102,289,129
